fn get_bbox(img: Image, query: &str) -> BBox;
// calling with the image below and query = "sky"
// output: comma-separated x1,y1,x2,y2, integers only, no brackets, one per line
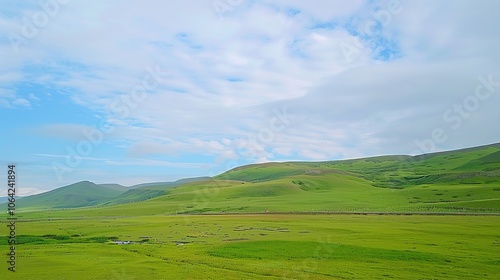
1,0,499,195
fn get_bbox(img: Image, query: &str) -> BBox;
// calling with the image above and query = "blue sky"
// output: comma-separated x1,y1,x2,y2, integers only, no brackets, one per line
1,0,499,195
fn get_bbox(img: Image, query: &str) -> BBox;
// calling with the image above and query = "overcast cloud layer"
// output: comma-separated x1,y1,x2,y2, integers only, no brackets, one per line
1,0,499,194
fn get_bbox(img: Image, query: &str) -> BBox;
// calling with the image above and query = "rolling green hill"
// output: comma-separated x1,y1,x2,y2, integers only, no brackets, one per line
4,143,500,218
14,181,128,209
1,177,211,210
217,143,500,188
100,177,212,205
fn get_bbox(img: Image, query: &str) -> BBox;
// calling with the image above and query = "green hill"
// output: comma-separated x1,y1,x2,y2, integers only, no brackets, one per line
100,177,212,205
5,143,500,218
1,177,211,210
214,143,500,190
14,181,128,210
145,142,498,215
98,183,127,191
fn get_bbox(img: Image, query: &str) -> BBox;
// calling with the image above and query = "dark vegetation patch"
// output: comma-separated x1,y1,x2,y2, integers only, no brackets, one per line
0,234,115,245
473,151,500,164
209,240,445,263
292,180,321,191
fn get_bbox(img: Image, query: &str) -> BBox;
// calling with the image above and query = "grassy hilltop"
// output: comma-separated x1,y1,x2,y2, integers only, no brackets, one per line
4,143,499,219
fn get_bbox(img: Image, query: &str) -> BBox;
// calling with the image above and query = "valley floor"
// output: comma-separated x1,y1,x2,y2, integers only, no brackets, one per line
2,214,499,279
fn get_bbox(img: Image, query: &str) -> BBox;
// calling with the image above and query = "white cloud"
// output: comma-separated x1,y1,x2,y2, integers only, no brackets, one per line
12,98,30,107
28,93,40,100
0,89,32,108
2,0,500,191
258,0,365,20
104,159,214,169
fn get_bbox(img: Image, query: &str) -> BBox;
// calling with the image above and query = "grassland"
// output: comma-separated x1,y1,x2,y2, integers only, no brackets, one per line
1,214,498,279
1,144,499,279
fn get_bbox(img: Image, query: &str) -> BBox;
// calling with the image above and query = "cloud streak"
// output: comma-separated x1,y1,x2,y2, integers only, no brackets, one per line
2,0,499,192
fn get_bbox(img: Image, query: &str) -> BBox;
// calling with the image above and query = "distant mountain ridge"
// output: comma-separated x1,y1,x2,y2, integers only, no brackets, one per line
129,177,211,189
98,183,127,191
2,143,499,212
3,177,210,210
14,181,126,209
101,177,210,205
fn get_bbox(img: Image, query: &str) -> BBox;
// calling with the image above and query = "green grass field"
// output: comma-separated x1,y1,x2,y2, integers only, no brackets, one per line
2,214,499,279
1,144,499,279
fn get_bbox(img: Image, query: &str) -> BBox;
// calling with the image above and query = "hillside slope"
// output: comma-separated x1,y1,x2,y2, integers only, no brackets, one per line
148,142,499,214
15,181,127,209
217,143,500,188
5,143,500,218
100,177,212,205
2,177,212,210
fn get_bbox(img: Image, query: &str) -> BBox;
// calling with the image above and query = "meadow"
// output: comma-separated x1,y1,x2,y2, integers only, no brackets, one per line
2,214,499,279
2,144,499,279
